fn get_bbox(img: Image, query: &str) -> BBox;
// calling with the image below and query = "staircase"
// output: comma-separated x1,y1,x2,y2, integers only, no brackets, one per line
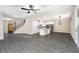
13,20,25,32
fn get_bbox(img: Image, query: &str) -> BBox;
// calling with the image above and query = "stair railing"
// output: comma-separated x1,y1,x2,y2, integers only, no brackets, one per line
13,20,25,32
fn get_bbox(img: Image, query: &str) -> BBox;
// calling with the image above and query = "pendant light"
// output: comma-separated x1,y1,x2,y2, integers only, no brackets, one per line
58,16,62,25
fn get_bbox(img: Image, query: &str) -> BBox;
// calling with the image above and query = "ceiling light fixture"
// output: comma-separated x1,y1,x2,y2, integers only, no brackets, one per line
58,16,62,25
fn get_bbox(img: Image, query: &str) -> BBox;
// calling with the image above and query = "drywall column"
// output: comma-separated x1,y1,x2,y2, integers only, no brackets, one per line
70,6,79,48
0,13,4,40
3,20,8,33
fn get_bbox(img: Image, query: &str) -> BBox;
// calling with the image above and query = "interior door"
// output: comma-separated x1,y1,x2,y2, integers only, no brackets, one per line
8,23,13,33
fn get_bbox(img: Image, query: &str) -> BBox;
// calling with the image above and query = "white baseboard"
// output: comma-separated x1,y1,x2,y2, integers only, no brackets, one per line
54,30,70,33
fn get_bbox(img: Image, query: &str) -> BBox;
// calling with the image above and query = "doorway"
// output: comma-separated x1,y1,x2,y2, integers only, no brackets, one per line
8,23,13,33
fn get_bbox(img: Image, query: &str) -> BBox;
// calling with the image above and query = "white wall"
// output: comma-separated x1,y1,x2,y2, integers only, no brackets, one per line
14,15,71,34
0,13,4,40
53,15,71,33
14,19,33,34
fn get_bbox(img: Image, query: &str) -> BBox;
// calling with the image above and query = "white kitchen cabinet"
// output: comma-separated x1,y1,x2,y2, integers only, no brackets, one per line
39,28,51,36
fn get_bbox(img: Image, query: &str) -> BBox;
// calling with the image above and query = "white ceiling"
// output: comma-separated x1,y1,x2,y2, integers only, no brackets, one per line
0,5,74,19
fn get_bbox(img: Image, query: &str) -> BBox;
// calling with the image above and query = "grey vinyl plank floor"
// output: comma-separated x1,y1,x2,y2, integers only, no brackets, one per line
0,33,79,53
